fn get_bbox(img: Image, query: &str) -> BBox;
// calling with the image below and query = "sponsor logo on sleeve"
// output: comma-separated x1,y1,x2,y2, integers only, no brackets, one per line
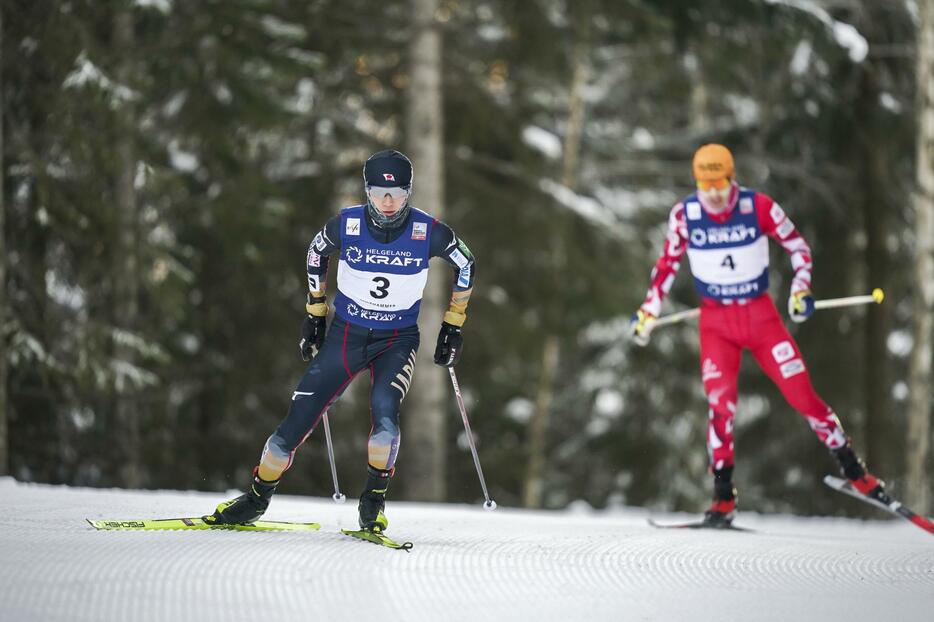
412,222,427,240
780,359,805,379
770,203,786,224
686,201,702,221
449,248,469,268
457,265,471,288
346,218,361,236
313,232,327,252
307,244,321,267
771,341,795,364
308,275,319,291
776,219,794,239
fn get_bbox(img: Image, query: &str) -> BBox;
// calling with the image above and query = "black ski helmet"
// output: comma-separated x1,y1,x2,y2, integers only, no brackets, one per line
363,149,413,228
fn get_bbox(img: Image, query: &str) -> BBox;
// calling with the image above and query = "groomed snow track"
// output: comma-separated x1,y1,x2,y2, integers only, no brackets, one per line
4,477,933,621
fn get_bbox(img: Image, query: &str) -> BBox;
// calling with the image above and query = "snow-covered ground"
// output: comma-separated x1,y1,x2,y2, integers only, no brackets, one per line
4,476,933,622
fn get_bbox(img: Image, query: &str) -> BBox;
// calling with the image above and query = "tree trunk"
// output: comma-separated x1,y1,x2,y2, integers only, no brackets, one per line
0,4,8,477
907,0,934,514
522,35,589,508
561,46,589,190
523,336,560,507
402,0,446,501
856,65,889,473
684,50,711,135
862,178,888,472
113,8,141,488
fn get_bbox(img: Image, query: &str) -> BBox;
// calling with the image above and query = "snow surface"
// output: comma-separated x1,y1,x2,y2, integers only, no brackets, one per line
4,476,933,622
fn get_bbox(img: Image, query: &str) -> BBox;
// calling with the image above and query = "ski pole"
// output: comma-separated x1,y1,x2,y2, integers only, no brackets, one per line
651,288,885,331
813,287,885,310
310,345,345,503
448,367,497,510
652,307,699,328
321,411,346,503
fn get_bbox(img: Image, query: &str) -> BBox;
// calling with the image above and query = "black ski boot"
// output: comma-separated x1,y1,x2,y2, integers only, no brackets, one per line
204,467,279,525
702,466,737,528
832,441,885,500
358,465,392,532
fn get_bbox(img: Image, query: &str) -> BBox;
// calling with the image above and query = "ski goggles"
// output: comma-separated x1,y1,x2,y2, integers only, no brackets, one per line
696,177,731,191
367,185,410,202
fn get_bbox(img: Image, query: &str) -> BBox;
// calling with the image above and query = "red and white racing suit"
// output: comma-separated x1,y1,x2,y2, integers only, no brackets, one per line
639,185,847,471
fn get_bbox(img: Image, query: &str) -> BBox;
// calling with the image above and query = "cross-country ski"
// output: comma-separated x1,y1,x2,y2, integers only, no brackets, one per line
86,517,321,532
647,518,754,532
823,475,934,535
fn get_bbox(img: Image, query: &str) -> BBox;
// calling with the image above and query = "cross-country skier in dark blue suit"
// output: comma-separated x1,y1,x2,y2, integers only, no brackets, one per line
205,150,476,532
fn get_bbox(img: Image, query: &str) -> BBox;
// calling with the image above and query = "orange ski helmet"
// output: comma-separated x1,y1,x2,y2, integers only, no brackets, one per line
692,144,735,182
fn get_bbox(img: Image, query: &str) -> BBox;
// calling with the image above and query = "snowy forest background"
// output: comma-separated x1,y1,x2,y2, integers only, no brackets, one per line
2,0,933,519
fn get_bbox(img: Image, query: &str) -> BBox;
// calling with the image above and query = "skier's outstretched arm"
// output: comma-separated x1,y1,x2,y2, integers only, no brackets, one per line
754,193,815,323
300,215,341,360
430,221,476,367
629,203,688,345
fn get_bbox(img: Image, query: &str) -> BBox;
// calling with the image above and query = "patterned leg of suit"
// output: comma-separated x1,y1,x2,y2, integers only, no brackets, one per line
698,311,742,473
746,298,846,451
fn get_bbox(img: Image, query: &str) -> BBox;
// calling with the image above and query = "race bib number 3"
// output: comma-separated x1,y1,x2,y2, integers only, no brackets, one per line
371,276,390,299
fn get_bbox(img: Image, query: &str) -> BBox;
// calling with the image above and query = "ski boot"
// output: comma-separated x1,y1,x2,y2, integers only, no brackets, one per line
832,441,886,502
204,467,279,525
358,465,392,532
702,466,737,528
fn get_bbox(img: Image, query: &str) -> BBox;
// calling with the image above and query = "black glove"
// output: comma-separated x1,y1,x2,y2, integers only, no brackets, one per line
433,322,463,368
299,315,327,361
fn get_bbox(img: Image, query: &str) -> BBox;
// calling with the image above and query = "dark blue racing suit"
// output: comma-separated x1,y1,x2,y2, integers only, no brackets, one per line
258,204,475,477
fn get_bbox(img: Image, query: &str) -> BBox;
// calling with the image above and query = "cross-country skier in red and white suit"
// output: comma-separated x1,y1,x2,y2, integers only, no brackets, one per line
629,144,885,527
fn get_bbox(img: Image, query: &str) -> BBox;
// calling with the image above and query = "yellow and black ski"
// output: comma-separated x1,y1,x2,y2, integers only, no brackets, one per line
87,517,320,532
341,527,413,551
